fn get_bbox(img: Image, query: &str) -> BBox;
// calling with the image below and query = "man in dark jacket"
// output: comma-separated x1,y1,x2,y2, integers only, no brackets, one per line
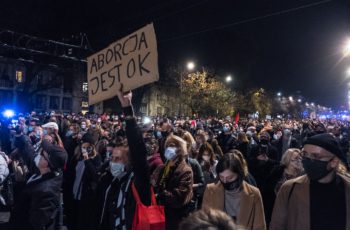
9,138,67,230
218,123,237,153
94,87,151,230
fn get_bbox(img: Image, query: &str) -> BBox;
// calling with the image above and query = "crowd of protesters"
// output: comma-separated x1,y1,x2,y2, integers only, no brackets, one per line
0,89,350,229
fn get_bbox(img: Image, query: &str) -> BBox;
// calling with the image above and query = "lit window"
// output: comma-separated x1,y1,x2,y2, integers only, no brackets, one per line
82,82,88,92
16,71,23,83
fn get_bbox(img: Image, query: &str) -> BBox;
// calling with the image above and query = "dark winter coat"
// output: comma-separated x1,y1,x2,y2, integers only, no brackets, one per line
10,172,63,230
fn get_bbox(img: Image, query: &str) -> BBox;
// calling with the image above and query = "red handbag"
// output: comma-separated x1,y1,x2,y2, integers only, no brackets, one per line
131,183,165,230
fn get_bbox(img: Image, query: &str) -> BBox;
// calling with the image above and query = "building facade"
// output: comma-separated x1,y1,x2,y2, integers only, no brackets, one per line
0,57,87,113
140,84,191,116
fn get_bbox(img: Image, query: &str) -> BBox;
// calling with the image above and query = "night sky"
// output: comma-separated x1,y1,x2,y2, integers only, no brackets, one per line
1,0,350,109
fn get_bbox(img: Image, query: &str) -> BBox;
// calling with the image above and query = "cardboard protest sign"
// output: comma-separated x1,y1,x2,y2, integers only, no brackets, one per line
87,23,159,105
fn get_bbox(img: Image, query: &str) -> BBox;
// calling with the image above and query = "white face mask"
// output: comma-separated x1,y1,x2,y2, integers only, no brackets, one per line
202,155,210,162
110,162,125,177
164,147,177,161
81,148,88,155
81,124,86,129
34,154,41,168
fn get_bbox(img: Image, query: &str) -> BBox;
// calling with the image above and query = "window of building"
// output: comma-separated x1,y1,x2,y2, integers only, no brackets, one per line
49,96,60,110
36,95,47,110
16,71,23,83
140,103,147,114
82,101,89,108
82,82,88,92
62,97,72,110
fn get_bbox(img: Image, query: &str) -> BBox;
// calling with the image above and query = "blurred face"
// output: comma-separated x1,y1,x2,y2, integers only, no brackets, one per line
81,143,94,156
38,151,49,169
111,147,128,164
289,151,302,170
219,169,237,184
302,145,335,163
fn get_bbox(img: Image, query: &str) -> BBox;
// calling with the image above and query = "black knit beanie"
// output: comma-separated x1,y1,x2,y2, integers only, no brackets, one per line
304,133,347,164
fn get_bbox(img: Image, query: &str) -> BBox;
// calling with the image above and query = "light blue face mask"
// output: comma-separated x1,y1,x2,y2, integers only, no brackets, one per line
66,130,74,137
223,127,230,132
164,147,177,161
109,162,125,177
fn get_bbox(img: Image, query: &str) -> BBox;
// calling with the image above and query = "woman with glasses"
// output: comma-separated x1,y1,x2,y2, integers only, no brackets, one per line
264,148,304,225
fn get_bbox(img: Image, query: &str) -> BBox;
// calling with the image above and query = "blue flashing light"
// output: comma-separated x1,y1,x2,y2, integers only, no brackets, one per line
3,109,15,118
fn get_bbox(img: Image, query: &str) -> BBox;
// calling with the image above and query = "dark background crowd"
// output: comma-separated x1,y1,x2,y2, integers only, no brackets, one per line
0,100,350,229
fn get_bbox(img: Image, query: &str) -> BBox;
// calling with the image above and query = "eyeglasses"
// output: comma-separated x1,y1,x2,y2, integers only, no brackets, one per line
300,151,333,162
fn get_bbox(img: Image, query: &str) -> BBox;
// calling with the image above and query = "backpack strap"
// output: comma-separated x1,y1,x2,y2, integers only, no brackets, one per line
132,182,157,205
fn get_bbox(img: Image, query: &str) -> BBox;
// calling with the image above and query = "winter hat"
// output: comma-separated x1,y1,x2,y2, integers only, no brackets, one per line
42,140,67,171
42,122,59,130
304,133,347,164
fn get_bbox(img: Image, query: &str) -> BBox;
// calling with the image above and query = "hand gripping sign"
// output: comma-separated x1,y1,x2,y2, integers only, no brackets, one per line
87,23,159,105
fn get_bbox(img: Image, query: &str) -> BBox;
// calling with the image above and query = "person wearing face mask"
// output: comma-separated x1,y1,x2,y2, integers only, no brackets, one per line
202,152,266,230
9,139,67,230
64,133,102,230
218,122,238,153
248,131,279,205
272,127,300,161
270,133,350,230
152,134,193,230
197,142,218,184
92,86,151,230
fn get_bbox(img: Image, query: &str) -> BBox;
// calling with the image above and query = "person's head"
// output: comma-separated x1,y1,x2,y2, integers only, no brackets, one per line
36,140,67,175
237,132,249,143
281,148,303,175
216,152,245,190
34,150,51,175
42,122,59,135
222,123,231,133
182,131,196,151
179,209,238,230
109,141,129,177
28,120,38,132
198,142,215,164
195,132,207,146
226,149,249,177
145,138,159,156
302,133,348,182
259,131,271,144
164,134,187,162
80,121,87,130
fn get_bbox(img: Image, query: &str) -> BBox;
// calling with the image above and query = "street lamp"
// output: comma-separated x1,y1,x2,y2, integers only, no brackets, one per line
343,39,350,57
277,92,282,97
225,75,232,83
311,103,315,106
187,62,195,71
289,96,293,101
297,99,302,103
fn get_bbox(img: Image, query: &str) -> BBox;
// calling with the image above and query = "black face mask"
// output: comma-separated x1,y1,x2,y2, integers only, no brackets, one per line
161,131,168,138
221,178,240,191
260,139,269,145
302,157,332,181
